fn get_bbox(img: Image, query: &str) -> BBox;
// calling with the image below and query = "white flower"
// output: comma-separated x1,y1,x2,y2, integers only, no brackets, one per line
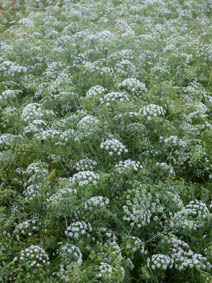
69,171,100,186
118,78,147,95
100,138,128,157
65,221,92,239
100,92,129,105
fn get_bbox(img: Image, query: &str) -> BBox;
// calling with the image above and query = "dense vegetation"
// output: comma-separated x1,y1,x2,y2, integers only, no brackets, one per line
0,0,212,282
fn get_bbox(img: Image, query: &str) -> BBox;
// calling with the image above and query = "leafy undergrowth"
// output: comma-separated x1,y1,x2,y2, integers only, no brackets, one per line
0,0,212,282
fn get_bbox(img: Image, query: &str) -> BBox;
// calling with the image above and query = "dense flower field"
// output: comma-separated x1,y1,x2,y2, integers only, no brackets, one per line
0,0,212,282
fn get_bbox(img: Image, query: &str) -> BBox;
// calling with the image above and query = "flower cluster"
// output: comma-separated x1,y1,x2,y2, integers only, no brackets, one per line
155,162,175,177
114,111,140,120
114,59,136,77
47,188,77,204
99,92,129,106
69,171,100,186
118,78,147,96
140,104,166,120
23,119,47,135
84,196,109,210
147,254,173,270
100,138,128,156
23,184,42,201
21,103,55,124
65,221,92,239
86,85,106,98
89,230,124,265
77,115,99,129
58,243,83,266
124,236,146,254
34,129,70,145
0,134,16,149
0,89,21,101
160,136,191,167
114,159,143,174
185,200,209,218
162,136,187,148
162,235,212,271
53,265,70,283
73,158,97,171
0,60,27,76
13,218,39,240
123,188,163,228
21,103,43,123
15,245,50,268
96,30,115,43
169,200,210,231
24,162,48,185
25,162,48,176
97,262,125,282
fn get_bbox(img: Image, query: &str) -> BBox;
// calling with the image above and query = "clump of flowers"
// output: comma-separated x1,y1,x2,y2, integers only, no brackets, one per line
0,134,16,150
77,115,99,129
23,119,47,135
161,235,212,271
123,187,163,228
84,196,109,210
160,136,191,167
23,184,42,201
24,162,48,185
169,200,210,231
52,265,70,283
47,188,77,204
162,136,187,148
89,229,123,264
65,221,92,239
99,92,129,106
96,30,115,43
140,104,166,120
21,103,55,123
114,59,136,77
73,158,97,171
25,162,48,177
0,60,27,76
97,262,125,282
0,89,21,101
86,85,106,98
14,245,50,268
69,171,100,186
114,111,140,120
100,138,128,156
114,159,143,174
21,103,43,123
155,162,175,177
58,243,83,266
123,236,146,255
147,254,173,270
118,78,147,96
13,218,39,240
